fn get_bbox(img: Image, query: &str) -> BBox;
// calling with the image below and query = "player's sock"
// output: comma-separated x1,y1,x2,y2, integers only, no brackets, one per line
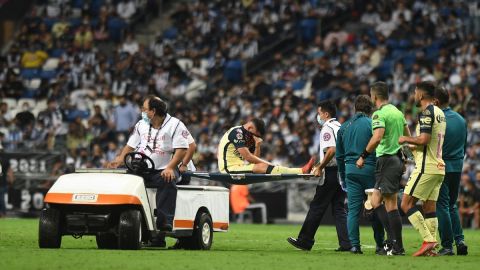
270,166,302,174
424,212,438,241
374,205,393,242
407,207,435,242
388,210,403,249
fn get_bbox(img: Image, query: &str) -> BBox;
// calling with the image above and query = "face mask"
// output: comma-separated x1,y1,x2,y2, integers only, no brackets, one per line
317,114,325,126
142,112,150,124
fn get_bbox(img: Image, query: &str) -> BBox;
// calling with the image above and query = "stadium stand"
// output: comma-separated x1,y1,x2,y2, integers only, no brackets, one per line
1,0,480,226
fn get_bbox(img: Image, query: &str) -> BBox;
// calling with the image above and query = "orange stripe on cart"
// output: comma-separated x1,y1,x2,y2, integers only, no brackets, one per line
174,219,194,228
213,222,229,230
44,193,141,205
173,220,229,230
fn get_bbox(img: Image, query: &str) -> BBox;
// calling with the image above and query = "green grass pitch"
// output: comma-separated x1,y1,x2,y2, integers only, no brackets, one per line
0,218,478,270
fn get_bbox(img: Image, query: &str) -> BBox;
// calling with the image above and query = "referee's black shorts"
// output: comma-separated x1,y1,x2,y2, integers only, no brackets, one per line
374,153,403,194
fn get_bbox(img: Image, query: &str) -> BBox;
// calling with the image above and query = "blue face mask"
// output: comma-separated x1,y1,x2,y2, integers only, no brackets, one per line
317,114,325,126
142,112,150,124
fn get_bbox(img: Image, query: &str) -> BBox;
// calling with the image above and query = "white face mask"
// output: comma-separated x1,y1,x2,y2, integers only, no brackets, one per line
142,112,150,124
317,114,325,126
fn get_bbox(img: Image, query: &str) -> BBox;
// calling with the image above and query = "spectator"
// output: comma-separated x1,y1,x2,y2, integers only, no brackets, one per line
37,98,67,150
20,45,48,69
121,33,139,55
74,24,93,49
459,173,479,228
117,0,136,22
112,96,139,141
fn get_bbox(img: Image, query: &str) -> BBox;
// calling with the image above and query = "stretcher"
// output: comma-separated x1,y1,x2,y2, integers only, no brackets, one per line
186,172,317,185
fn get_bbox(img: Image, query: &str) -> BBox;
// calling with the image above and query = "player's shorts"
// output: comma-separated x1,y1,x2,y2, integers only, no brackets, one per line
221,163,255,173
404,171,444,201
374,154,403,194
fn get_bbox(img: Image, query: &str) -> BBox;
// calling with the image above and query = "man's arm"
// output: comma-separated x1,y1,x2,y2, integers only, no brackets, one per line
161,148,187,182
336,129,346,181
399,133,431,146
365,127,385,153
399,108,433,146
179,142,196,173
403,124,411,136
318,146,336,171
7,167,14,185
237,147,273,166
253,137,262,157
107,145,135,168
356,127,384,169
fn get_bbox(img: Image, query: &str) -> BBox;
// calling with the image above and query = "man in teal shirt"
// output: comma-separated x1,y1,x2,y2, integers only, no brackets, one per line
434,86,468,256
337,95,384,254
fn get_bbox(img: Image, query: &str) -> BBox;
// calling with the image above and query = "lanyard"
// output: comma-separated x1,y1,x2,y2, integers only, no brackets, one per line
147,115,170,151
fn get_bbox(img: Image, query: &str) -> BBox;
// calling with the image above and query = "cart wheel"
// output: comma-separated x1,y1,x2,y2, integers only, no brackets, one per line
187,212,213,250
118,209,142,250
96,233,118,249
38,208,62,248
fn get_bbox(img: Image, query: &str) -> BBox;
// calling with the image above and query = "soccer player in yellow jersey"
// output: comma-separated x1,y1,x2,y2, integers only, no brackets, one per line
217,118,315,174
399,81,447,256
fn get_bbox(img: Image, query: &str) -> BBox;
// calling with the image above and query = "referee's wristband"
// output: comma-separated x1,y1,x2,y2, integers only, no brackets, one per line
360,150,370,159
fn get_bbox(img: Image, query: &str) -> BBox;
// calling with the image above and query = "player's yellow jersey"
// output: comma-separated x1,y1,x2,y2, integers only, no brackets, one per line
217,126,256,172
413,104,446,175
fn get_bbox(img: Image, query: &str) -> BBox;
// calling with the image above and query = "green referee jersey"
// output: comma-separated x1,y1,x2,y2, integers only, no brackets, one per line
371,104,406,157
442,107,467,172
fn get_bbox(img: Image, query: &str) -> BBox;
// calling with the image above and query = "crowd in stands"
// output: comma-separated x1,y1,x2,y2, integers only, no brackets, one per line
1,0,480,227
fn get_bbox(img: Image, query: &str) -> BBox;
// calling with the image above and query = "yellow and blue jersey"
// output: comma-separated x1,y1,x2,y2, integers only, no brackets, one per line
217,126,256,172
413,104,446,175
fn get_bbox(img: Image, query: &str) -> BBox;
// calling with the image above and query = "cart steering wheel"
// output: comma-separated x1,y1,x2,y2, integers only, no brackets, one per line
124,152,156,175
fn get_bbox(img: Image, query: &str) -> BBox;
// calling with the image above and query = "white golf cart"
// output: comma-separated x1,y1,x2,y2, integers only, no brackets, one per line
38,152,229,250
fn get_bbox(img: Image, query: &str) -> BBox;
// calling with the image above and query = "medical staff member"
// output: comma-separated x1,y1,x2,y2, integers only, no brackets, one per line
288,100,351,252
336,95,384,254
108,95,189,231
433,86,468,256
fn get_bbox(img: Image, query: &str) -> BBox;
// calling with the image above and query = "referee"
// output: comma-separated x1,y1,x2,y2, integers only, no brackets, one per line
356,82,409,255
336,95,385,254
433,86,468,256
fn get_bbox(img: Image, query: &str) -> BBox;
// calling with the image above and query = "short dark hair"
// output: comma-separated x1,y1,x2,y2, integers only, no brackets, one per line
146,95,168,117
370,81,389,101
251,117,266,137
354,95,373,115
434,85,449,106
318,100,337,118
416,81,436,98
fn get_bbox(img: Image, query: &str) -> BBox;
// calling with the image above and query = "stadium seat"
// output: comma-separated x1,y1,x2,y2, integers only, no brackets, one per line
42,58,60,71
17,98,36,110
292,80,306,91
69,18,82,29
402,53,417,70
91,0,105,16
163,27,178,40
224,60,243,83
49,48,65,58
40,69,58,80
20,68,40,80
43,18,59,31
398,39,412,49
108,17,127,43
376,59,394,79
36,99,48,112
300,19,317,43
